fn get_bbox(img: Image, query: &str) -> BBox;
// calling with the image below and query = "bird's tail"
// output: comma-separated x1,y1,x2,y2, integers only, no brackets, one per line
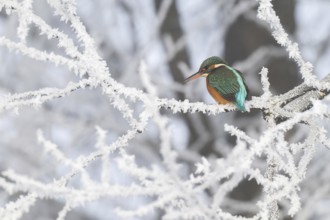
236,102,246,112
235,91,246,112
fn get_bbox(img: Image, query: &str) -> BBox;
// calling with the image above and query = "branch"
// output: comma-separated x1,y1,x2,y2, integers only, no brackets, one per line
270,73,330,123
0,79,93,113
256,0,317,87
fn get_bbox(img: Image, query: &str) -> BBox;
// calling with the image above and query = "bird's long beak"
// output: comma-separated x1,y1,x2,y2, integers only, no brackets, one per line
184,71,203,83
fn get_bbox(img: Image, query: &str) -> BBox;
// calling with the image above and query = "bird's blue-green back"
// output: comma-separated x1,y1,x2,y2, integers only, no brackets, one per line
207,65,248,111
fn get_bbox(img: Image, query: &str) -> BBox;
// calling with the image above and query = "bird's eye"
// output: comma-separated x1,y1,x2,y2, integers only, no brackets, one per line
203,66,208,71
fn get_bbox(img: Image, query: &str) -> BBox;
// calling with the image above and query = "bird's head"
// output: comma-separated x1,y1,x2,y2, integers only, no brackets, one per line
184,56,227,83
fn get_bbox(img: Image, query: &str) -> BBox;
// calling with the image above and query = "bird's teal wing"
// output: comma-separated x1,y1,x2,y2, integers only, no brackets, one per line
207,67,240,102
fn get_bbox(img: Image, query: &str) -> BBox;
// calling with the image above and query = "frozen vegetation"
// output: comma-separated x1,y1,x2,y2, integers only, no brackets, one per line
0,0,330,219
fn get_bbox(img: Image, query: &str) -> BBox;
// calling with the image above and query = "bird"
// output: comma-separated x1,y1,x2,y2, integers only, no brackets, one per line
184,56,249,111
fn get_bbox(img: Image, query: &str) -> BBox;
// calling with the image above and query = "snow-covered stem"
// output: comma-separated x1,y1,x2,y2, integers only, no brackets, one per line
259,67,271,99
256,0,318,88
0,79,93,113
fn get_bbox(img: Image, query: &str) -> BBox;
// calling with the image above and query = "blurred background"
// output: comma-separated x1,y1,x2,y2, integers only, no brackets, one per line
0,0,330,219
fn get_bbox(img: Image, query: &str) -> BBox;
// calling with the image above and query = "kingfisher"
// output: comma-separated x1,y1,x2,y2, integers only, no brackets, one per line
184,56,249,111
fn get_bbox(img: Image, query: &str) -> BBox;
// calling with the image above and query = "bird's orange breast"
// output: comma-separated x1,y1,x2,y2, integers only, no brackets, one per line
206,82,231,105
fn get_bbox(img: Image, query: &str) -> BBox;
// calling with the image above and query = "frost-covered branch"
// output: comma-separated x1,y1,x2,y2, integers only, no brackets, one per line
0,79,93,112
256,0,317,87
